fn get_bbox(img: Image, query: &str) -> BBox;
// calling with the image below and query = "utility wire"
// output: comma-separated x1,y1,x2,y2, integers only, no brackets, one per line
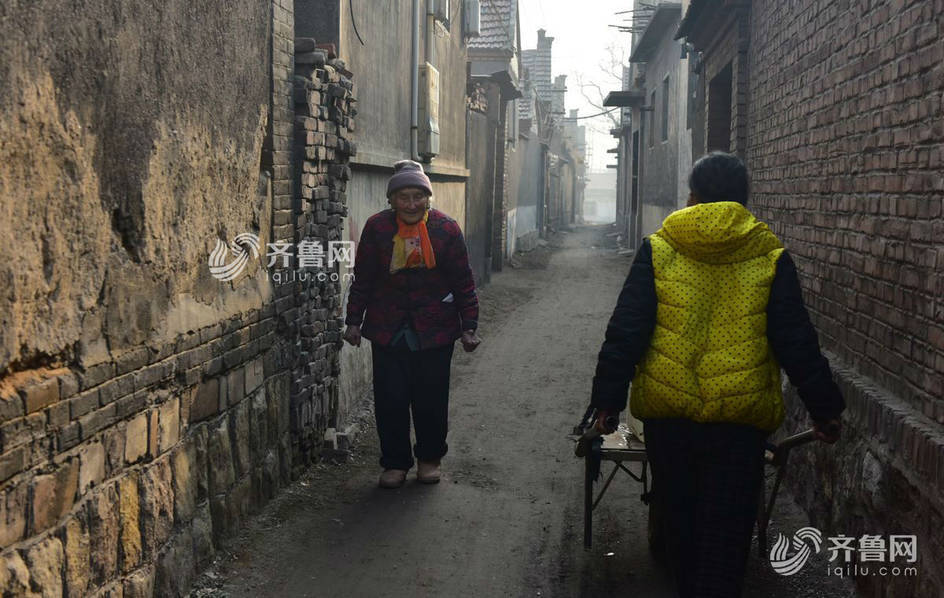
349,0,366,45
570,107,619,120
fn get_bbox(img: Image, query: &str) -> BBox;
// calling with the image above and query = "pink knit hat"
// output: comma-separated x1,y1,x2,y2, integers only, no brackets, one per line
386,160,433,198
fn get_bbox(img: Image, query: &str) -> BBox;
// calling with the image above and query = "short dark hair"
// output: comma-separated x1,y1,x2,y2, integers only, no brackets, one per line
688,152,750,205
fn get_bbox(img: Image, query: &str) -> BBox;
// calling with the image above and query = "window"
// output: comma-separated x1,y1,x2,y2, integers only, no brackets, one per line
662,76,670,142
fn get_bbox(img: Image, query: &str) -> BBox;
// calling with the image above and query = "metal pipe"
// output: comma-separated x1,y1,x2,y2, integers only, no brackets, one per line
410,0,421,161
425,0,435,64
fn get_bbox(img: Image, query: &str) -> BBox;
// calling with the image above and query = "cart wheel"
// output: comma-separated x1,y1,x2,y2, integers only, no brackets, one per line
647,494,667,564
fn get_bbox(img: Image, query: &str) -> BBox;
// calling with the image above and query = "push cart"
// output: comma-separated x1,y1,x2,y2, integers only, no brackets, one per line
572,408,819,555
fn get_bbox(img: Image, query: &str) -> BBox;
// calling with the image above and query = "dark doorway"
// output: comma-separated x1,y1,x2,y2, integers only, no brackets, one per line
707,62,733,152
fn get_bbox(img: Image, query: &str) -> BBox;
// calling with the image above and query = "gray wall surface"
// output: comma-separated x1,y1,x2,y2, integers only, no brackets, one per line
637,15,683,237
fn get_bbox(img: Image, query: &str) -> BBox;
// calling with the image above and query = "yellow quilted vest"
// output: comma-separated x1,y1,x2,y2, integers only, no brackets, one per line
629,202,786,432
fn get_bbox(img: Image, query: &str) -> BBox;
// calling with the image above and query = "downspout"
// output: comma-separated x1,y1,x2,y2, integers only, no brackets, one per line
410,0,421,161
425,0,435,65
638,104,653,248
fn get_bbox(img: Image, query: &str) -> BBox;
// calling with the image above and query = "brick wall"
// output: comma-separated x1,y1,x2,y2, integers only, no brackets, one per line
743,0,944,595
0,1,358,595
747,0,943,425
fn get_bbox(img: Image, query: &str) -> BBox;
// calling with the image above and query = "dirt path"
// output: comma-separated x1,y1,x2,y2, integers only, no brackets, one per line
194,226,858,598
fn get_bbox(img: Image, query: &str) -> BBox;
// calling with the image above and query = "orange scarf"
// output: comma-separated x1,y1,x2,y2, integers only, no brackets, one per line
390,211,436,273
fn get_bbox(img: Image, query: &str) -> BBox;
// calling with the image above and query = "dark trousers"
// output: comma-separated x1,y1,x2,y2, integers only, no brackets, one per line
644,418,768,598
370,342,454,470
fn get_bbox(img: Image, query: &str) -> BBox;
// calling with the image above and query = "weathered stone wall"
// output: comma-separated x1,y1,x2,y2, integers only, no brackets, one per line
0,1,357,595
742,0,944,595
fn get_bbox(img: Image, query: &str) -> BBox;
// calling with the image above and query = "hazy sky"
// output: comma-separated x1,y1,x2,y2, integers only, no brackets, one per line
518,0,631,172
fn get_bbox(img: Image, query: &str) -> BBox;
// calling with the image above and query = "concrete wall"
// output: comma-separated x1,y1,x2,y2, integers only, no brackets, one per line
507,134,544,251
466,106,496,286
327,0,471,415
338,0,468,173
636,14,684,237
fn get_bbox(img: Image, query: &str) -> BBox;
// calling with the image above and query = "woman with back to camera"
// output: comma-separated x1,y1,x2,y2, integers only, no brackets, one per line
343,160,481,489
591,152,844,597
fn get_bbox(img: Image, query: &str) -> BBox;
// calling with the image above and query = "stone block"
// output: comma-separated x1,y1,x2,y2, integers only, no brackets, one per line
122,566,155,598
0,388,24,423
0,550,31,595
79,440,106,495
249,389,268,461
62,512,91,597
79,403,117,440
147,408,160,458
24,535,64,596
231,401,251,477
47,400,70,428
191,503,215,568
139,458,174,560
69,389,100,419
0,480,27,548
114,390,148,419
0,444,28,484
158,397,180,453
192,426,210,503
78,361,115,391
31,458,78,533
153,528,194,598
171,444,196,523
294,37,316,53
20,376,60,414
58,371,80,400
115,346,150,376
246,357,265,394
226,367,245,408
207,421,236,495
118,473,142,573
0,414,39,452
227,474,252,531
125,413,148,464
189,378,220,423
209,494,228,544
87,482,120,583
101,425,126,477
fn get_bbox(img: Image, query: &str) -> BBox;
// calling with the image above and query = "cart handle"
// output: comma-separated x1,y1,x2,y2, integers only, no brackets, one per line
574,414,619,458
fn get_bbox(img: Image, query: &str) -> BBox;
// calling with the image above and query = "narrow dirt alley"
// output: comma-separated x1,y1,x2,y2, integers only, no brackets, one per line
193,226,858,598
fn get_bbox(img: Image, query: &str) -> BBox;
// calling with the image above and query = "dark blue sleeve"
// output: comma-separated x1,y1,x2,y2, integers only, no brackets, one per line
767,251,845,421
590,239,657,411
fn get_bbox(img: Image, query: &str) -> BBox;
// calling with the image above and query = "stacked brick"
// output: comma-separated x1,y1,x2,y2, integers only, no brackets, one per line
0,14,359,598
286,37,357,467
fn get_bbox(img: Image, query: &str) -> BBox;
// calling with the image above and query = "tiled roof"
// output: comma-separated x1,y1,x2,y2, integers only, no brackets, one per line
468,0,516,52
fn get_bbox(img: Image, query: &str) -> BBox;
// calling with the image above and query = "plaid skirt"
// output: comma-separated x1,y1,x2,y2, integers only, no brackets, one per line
644,418,768,598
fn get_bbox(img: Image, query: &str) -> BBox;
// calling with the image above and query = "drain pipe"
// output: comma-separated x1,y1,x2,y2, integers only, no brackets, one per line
410,0,421,161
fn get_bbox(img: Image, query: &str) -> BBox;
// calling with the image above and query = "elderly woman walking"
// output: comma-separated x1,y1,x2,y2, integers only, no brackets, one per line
343,160,481,489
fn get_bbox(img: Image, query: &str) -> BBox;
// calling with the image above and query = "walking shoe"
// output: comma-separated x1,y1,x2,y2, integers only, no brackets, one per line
417,460,441,484
378,469,408,489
